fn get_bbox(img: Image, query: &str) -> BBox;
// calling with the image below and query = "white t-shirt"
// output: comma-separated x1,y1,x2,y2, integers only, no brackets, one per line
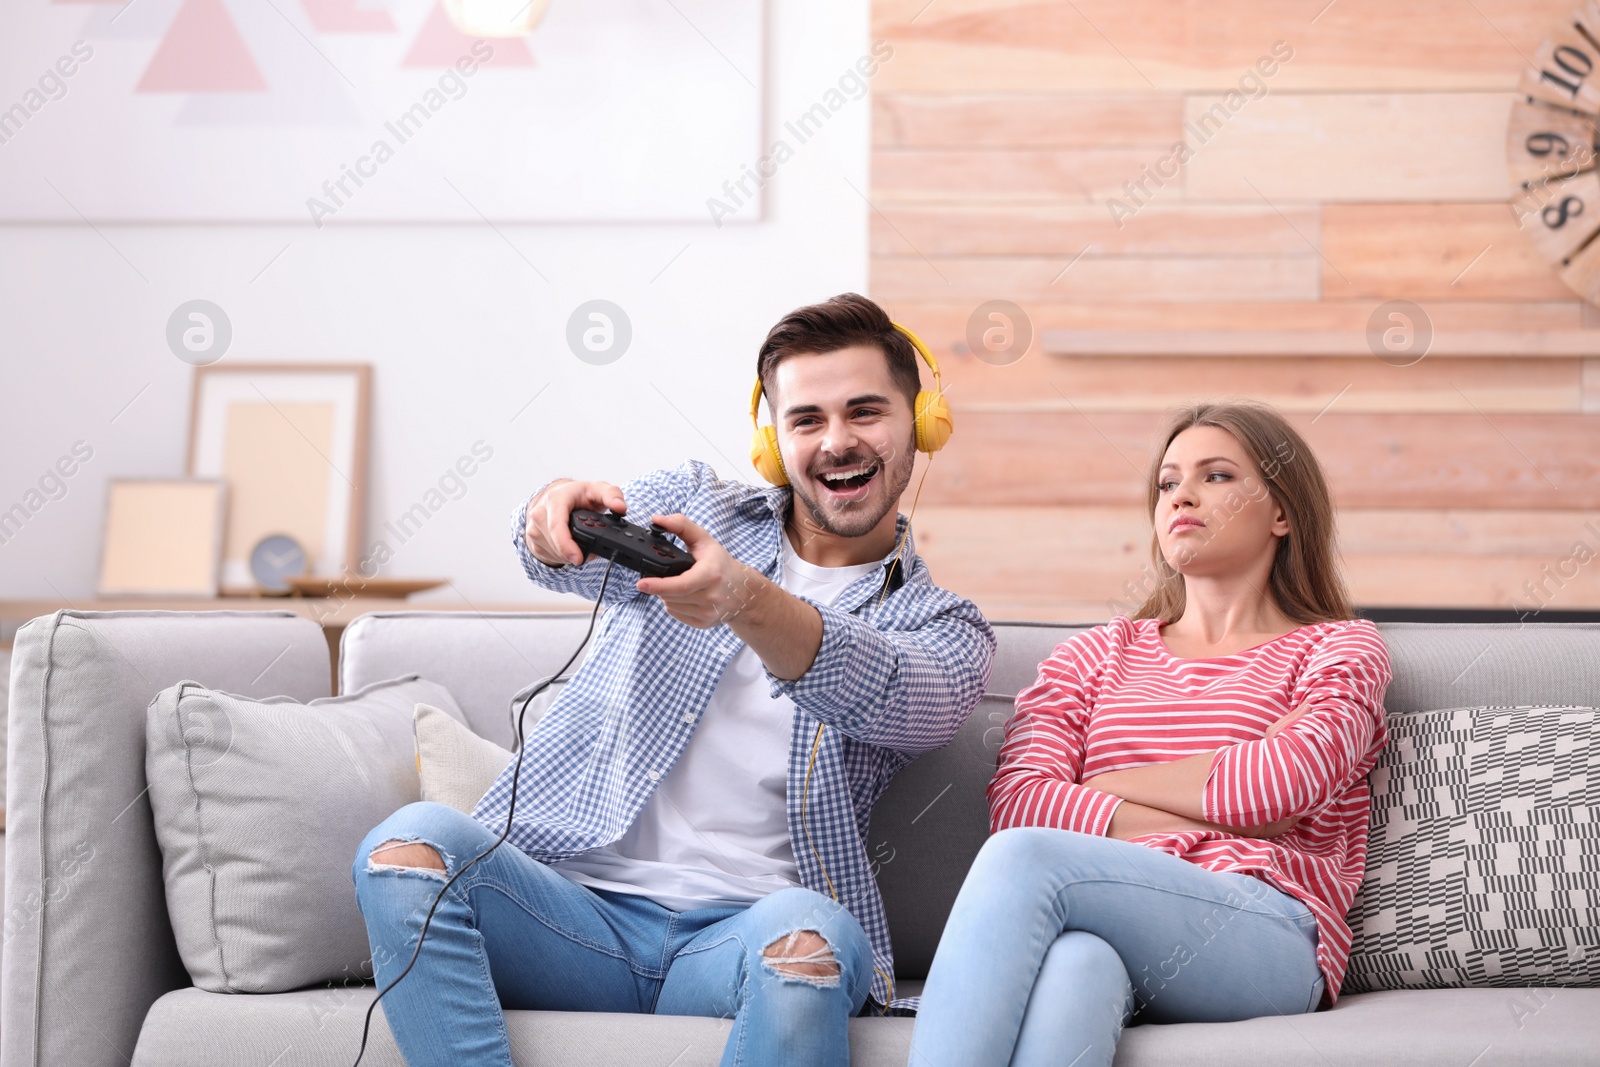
552,533,882,911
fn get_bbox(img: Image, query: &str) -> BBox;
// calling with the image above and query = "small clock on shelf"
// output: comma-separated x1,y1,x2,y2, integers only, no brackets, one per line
248,533,309,596
1508,6,1600,304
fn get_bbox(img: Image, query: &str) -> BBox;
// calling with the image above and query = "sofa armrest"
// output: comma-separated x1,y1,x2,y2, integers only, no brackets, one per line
3,610,330,1067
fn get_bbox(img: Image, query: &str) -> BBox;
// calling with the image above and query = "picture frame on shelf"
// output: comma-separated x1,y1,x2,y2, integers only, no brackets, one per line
186,363,371,595
97,479,227,597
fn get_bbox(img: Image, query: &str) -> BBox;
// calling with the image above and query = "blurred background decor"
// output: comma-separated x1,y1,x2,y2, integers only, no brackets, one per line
283,575,448,598
443,0,551,38
0,0,762,223
96,477,225,596
1506,4,1600,304
186,363,370,594
248,531,310,595
5,0,1599,645
867,0,1600,621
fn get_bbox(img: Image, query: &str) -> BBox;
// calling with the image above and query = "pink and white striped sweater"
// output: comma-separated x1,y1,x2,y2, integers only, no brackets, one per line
988,615,1392,1002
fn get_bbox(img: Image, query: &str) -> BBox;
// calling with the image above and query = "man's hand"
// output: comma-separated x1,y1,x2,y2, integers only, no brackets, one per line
637,514,823,680
524,479,628,567
633,514,765,628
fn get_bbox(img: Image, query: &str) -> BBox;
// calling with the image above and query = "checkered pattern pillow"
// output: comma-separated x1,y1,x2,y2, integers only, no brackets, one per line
1344,705,1600,993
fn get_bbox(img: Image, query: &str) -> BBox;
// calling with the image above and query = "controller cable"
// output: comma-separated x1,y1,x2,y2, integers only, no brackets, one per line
351,558,617,1067
353,445,931,1052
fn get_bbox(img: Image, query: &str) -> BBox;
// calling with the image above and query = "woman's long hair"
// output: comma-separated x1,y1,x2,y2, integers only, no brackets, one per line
1131,401,1353,625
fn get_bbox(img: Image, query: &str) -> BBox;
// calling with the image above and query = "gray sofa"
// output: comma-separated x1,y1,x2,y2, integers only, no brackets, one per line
5,608,1598,1066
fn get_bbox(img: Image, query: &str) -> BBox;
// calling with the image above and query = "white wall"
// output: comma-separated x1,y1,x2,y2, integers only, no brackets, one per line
0,0,873,609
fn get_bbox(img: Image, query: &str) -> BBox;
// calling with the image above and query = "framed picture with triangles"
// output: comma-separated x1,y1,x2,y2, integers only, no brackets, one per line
0,0,762,222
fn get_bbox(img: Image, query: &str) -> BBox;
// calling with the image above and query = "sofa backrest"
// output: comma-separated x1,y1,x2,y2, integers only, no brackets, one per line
340,611,598,748
3,610,332,1067
342,613,1600,982
875,620,1600,977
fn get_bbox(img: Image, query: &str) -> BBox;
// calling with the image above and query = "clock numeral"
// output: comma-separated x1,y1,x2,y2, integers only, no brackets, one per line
1526,132,1572,157
1543,196,1586,229
1540,44,1595,98
1512,170,1600,261
1507,97,1599,186
1519,29,1600,114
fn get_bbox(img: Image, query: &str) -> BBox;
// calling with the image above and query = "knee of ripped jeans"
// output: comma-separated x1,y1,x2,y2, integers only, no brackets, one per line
762,929,841,987
366,838,450,878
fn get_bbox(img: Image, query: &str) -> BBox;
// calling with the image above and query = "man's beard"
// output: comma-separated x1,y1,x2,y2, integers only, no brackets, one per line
790,442,917,539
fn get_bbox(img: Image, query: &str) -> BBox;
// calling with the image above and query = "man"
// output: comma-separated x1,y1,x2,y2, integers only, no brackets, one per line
352,293,996,1067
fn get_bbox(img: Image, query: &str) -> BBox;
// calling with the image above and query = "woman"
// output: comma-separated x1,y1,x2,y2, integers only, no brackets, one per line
907,401,1392,1067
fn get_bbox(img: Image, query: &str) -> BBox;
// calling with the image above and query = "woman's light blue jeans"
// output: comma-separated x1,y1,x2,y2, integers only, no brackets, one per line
351,802,873,1067
907,827,1325,1067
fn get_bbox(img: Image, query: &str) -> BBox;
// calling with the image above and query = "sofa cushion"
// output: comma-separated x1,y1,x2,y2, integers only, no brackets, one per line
4,609,331,1067
145,673,464,993
1345,705,1600,993
129,984,1600,1066
414,701,512,814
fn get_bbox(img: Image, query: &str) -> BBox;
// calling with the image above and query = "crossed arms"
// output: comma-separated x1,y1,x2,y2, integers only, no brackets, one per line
987,628,1388,843
1080,706,1309,841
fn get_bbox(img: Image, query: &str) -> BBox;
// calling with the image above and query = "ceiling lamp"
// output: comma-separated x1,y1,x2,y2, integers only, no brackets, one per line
443,0,549,37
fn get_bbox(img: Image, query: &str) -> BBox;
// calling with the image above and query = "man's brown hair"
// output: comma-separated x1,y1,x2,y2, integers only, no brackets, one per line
756,293,922,408
1132,401,1353,625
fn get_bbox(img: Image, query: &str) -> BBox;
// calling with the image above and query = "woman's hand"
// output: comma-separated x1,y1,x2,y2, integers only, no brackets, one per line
1106,801,1215,841
1084,704,1316,841
1104,799,1301,841
1078,750,1214,821
1220,813,1303,839
1092,783,1303,840
1222,707,1311,836
1266,701,1311,739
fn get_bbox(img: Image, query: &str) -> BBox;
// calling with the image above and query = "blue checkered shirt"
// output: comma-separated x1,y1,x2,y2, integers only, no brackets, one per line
474,460,996,1008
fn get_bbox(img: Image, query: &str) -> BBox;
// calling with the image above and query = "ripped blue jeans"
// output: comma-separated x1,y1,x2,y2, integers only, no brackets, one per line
351,802,873,1067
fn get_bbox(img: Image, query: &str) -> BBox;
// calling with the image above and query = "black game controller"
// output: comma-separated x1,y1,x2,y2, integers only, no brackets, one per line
569,509,695,579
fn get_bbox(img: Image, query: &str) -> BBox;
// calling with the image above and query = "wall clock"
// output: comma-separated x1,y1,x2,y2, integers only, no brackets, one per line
1509,4,1600,302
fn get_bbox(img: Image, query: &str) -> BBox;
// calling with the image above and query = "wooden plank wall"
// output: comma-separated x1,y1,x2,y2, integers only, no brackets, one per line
870,0,1600,620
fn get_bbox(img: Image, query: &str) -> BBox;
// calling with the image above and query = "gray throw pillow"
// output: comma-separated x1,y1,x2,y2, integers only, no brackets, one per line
1344,704,1600,993
146,673,465,993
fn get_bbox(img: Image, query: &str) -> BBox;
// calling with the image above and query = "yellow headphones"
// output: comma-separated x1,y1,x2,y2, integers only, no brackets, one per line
748,321,953,486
